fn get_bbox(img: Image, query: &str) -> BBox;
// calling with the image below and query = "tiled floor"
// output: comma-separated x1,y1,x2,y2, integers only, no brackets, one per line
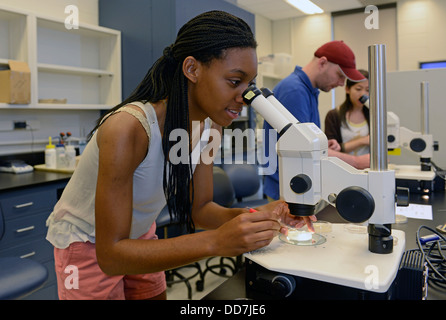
166,257,237,300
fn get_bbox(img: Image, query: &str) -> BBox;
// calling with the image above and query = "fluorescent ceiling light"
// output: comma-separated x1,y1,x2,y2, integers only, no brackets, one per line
285,0,324,14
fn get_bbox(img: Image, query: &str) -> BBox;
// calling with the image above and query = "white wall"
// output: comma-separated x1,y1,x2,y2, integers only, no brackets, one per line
0,0,98,24
254,0,446,131
397,0,446,70
255,14,272,58
256,13,333,128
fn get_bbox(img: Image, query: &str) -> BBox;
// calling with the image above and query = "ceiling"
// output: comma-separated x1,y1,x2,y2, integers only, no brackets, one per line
226,0,400,20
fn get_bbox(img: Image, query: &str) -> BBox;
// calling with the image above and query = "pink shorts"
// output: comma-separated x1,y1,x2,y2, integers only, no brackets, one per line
53,223,166,300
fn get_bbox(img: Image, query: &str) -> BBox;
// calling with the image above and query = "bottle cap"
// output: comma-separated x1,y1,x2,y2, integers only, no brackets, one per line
46,137,55,149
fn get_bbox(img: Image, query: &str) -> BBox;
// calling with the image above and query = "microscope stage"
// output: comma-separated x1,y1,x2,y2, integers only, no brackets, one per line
389,164,435,181
245,223,405,293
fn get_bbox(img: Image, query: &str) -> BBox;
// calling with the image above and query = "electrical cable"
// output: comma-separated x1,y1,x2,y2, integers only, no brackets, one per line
408,225,446,289
26,123,36,164
431,160,446,181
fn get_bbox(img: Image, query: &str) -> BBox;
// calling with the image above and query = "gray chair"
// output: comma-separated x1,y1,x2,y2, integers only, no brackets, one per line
155,166,235,297
0,257,48,300
155,205,204,299
198,164,269,288
195,166,238,291
212,166,235,207
222,163,269,209
0,210,48,300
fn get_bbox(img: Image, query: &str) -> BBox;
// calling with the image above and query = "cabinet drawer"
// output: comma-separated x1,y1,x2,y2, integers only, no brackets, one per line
0,211,50,250
0,238,54,263
0,189,56,220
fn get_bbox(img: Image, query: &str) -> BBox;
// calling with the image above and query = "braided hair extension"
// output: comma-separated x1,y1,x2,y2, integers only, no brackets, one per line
89,11,257,233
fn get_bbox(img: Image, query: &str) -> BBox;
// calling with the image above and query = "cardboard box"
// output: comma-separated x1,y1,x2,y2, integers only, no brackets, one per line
0,60,31,104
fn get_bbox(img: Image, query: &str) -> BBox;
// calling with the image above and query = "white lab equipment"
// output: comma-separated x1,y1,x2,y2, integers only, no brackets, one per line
241,45,413,300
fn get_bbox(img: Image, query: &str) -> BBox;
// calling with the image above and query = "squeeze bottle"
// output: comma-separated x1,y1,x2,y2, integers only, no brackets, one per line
45,137,56,169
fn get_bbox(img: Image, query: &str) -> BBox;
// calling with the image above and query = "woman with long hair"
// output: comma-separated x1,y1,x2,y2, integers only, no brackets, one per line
46,10,314,300
325,69,370,165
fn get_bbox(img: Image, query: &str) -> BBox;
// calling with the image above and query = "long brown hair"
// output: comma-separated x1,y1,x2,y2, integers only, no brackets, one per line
338,69,369,127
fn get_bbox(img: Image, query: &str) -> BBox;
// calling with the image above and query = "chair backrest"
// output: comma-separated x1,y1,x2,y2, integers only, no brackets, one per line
0,211,3,241
222,163,260,201
213,166,235,207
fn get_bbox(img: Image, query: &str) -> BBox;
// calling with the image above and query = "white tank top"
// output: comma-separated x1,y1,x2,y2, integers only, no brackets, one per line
340,118,370,156
46,101,212,249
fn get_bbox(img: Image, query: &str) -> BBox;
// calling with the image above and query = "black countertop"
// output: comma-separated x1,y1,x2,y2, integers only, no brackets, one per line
0,171,72,192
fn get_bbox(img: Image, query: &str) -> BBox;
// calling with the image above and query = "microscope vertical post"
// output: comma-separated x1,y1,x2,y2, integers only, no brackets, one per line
368,44,395,254
420,81,431,171
369,44,388,171
420,81,429,136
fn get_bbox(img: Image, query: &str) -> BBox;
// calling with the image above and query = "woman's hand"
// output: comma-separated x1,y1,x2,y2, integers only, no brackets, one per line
255,200,317,233
211,205,282,257
328,139,341,151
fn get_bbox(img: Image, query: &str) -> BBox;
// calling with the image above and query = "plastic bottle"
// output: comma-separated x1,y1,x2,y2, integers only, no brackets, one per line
65,145,76,170
78,139,87,155
45,137,56,169
56,143,66,169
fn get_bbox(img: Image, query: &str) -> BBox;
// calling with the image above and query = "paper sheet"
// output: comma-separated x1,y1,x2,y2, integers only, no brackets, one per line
395,203,433,220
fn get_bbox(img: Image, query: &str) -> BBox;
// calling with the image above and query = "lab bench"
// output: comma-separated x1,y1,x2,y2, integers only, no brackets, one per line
0,171,71,299
203,191,446,301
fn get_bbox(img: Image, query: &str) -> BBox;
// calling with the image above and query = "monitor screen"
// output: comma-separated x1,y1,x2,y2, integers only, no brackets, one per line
419,61,446,69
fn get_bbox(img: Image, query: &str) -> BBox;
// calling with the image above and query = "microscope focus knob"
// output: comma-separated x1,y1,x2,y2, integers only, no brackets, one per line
336,186,375,223
410,138,426,153
396,187,410,207
387,135,396,143
433,141,439,151
290,174,312,194
271,275,296,298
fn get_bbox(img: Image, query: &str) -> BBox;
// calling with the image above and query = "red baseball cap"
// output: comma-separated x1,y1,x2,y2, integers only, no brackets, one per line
314,40,366,82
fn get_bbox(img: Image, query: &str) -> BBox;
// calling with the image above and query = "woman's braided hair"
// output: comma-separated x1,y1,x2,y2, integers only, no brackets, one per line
90,11,257,233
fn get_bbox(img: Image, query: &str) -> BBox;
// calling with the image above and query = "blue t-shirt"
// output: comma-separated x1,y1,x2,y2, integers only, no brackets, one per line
262,66,320,200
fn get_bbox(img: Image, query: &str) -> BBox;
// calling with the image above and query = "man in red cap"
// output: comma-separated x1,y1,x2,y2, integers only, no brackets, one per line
313,40,366,84
263,40,369,204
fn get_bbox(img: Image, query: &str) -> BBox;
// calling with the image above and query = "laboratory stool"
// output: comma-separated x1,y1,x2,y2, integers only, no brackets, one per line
0,257,48,300
200,164,270,284
155,206,204,300
196,166,242,290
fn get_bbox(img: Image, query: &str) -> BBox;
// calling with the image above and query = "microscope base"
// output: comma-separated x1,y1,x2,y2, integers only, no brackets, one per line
246,259,397,300
244,223,406,299
390,164,436,193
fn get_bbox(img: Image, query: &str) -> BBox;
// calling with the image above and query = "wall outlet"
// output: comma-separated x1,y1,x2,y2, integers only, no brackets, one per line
12,120,40,131
14,121,27,129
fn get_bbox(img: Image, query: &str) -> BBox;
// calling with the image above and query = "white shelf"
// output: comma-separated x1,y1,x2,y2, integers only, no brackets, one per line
0,5,121,110
0,102,111,110
37,63,114,77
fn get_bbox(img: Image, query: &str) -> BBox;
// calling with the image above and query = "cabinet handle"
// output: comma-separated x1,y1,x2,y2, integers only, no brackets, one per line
15,225,35,233
20,251,36,259
14,202,34,209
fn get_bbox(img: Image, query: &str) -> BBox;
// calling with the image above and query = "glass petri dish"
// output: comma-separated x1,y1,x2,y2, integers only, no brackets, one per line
344,223,368,234
279,227,326,246
313,221,332,233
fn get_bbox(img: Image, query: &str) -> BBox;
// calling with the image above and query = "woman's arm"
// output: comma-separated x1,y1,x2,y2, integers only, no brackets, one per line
328,148,370,169
342,135,369,153
324,109,342,144
94,114,282,276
